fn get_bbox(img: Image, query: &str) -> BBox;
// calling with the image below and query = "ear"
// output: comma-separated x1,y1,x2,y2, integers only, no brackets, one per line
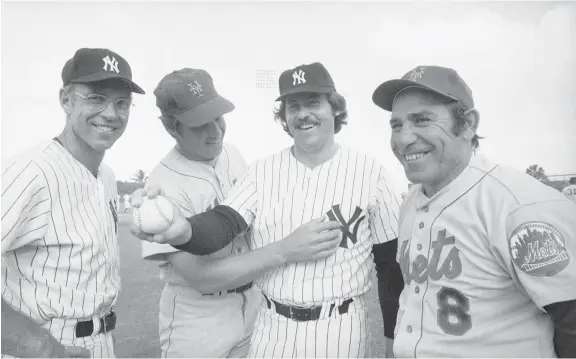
461,108,480,141
60,88,73,114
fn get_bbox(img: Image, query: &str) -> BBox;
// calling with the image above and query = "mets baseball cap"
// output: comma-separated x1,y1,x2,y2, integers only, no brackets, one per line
276,62,336,101
372,65,474,111
61,48,145,94
154,68,235,127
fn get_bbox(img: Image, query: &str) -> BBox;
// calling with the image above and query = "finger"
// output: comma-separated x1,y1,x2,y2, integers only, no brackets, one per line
152,233,166,243
313,221,342,232
313,247,339,260
129,189,146,207
313,229,343,242
144,185,163,199
64,346,91,358
309,214,329,223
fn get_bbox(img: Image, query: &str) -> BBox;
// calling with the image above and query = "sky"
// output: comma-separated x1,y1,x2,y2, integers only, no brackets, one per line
2,1,575,191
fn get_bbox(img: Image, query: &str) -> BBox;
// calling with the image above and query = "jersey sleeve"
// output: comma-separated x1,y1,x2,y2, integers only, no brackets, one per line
368,166,401,245
221,168,259,227
1,159,50,254
504,199,576,308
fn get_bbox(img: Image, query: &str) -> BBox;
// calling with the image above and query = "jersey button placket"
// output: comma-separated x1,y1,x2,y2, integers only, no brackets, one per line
407,325,413,333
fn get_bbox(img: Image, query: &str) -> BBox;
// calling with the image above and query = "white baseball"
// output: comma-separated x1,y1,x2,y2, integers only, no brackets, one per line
132,196,174,234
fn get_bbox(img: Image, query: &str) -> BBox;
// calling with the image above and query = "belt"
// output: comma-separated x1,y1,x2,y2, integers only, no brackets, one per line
75,311,117,338
202,282,253,296
264,295,354,322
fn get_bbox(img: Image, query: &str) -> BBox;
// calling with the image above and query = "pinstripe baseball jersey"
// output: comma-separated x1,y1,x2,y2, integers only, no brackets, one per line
394,154,576,358
223,144,401,305
1,139,121,329
141,143,251,293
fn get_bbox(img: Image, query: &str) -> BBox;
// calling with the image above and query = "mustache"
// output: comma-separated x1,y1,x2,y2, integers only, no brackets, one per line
295,116,319,126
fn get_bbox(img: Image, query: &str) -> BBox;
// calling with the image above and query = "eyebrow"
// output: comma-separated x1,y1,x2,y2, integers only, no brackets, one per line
286,94,321,104
390,109,437,124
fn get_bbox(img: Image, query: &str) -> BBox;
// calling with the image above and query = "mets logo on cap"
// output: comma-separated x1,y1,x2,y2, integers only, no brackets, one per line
509,222,570,276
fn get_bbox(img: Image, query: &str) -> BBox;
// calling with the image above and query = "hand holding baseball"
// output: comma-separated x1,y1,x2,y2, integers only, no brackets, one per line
129,186,192,246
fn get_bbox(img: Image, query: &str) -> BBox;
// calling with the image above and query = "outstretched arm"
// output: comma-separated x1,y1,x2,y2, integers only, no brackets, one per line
168,217,343,293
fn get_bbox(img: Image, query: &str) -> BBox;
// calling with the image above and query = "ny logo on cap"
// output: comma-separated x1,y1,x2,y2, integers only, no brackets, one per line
292,69,306,86
407,67,426,82
188,81,204,98
102,55,120,74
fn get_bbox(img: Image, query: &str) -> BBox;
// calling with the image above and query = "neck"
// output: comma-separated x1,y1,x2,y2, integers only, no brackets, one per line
422,150,473,198
57,127,104,177
292,139,338,169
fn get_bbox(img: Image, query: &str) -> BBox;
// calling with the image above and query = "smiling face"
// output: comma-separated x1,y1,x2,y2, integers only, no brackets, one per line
284,92,336,152
174,115,227,161
389,88,476,196
61,79,132,153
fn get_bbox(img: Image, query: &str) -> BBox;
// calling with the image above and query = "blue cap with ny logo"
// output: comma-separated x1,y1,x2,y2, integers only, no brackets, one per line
61,48,145,94
276,62,336,101
372,65,474,111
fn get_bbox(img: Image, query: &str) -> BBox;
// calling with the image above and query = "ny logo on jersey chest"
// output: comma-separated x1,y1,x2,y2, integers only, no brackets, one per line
326,204,366,249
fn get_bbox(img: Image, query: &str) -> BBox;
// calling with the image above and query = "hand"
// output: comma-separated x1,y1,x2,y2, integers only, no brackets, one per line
273,216,342,263
129,186,192,246
12,333,90,358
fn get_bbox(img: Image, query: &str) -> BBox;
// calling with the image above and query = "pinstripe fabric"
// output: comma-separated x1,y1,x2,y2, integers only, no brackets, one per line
223,144,399,357
248,294,369,358
225,145,400,306
1,140,120,357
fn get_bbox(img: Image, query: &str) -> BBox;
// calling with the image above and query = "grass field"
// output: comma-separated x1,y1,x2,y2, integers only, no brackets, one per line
114,213,386,358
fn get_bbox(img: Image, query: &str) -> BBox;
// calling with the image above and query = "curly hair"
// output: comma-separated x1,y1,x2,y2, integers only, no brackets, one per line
273,92,348,137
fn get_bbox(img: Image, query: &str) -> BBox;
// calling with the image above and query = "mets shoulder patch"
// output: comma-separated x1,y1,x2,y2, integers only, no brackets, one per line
509,222,570,276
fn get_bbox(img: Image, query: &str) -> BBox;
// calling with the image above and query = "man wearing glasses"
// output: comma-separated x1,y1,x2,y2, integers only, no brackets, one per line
1,48,144,358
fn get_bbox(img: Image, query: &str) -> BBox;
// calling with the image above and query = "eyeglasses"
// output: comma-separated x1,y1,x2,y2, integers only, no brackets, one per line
73,92,134,115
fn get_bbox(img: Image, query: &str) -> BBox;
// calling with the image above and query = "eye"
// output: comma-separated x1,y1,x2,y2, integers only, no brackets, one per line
86,94,107,105
414,117,431,125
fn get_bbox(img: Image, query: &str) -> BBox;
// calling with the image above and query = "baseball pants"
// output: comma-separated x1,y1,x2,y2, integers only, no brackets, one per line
248,294,369,358
159,283,262,358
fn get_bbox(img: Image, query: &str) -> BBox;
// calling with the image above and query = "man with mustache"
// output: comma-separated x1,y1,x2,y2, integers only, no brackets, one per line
130,62,404,358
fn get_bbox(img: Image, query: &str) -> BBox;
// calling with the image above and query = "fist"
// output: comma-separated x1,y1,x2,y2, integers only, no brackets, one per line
132,195,174,234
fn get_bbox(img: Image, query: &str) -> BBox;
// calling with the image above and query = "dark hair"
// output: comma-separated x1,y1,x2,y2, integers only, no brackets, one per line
273,92,348,136
448,100,483,149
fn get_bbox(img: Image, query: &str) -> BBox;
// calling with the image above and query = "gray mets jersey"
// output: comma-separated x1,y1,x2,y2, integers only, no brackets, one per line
394,154,576,358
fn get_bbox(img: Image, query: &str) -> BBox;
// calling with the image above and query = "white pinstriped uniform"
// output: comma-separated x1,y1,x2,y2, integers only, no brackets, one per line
142,144,262,358
394,154,576,358
1,140,120,358
223,145,400,358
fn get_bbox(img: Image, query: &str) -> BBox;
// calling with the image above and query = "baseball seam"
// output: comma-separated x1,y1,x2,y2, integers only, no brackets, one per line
155,200,173,226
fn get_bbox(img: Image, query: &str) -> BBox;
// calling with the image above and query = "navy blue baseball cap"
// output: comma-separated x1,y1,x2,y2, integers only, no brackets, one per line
372,65,474,111
276,62,336,101
62,48,145,94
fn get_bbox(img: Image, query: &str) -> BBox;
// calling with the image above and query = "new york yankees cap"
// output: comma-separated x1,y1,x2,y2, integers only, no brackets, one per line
372,65,474,111
276,62,336,101
154,68,235,127
61,48,145,94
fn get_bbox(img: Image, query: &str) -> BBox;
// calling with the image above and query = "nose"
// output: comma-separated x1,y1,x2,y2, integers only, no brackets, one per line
206,120,223,138
393,123,417,150
99,101,118,119
297,106,312,119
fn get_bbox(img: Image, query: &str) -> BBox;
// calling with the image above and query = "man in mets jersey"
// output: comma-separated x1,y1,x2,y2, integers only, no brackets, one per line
130,62,405,358
1,48,145,358
372,65,576,357
141,68,262,358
